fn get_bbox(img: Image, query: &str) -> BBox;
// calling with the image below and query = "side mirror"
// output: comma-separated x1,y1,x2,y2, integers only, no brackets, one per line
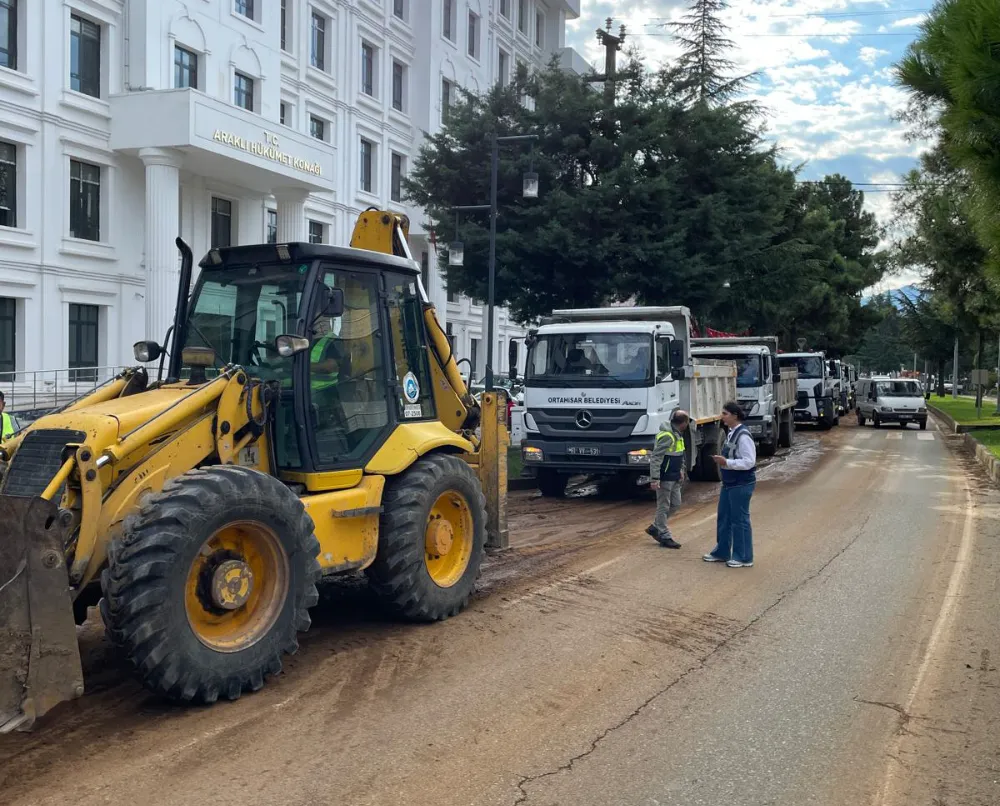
318,286,345,318
275,335,311,358
133,340,162,363
508,341,519,381
828,360,837,375
668,339,685,371
673,366,686,381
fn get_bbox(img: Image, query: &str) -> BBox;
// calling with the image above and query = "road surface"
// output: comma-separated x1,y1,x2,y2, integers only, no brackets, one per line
1,415,997,805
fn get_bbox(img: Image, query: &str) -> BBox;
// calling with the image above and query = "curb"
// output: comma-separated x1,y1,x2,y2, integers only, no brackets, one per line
961,432,1000,484
926,401,1000,434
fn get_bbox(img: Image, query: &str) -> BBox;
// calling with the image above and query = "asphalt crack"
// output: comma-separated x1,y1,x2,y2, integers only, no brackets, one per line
512,510,876,805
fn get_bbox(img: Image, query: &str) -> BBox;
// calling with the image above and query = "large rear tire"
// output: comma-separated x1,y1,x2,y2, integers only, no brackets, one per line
100,467,321,703
694,430,724,483
367,453,485,622
759,421,778,457
778,411,793,449
537,469,568,498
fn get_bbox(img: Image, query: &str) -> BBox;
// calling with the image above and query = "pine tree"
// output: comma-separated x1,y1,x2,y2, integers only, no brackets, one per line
669,0,755,105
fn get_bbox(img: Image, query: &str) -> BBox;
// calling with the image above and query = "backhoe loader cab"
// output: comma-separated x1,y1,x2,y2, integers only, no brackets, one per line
0,213,506,732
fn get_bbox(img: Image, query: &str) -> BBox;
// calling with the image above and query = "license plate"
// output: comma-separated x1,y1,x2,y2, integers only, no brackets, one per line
567,446,600,456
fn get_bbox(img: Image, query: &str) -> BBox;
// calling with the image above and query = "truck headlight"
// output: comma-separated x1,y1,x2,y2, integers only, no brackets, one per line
523,446,544,462
918,406,927,413
880,406,894,413
627,449,651,464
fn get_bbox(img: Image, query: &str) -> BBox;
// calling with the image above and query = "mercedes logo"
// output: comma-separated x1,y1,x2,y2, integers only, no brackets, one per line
575,410,593,429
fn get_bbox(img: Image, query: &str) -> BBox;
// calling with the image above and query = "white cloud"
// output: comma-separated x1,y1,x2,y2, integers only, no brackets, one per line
859,46,890,66
891,14,927,28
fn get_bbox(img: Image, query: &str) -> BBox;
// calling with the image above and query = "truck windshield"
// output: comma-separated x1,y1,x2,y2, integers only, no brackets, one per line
182,261,309,383
876,381,920,397
526,333,653,387
701,354,763,388
780,356,823,379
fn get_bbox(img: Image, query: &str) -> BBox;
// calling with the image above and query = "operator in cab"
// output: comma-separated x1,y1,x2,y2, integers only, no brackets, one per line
647,408,690,549
0,391,13,440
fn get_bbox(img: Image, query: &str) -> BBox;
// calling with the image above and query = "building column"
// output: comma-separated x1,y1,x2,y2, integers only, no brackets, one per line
139,147,184,345
273,187,309,242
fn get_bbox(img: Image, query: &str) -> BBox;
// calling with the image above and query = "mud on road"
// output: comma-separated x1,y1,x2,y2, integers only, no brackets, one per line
0,422,842,804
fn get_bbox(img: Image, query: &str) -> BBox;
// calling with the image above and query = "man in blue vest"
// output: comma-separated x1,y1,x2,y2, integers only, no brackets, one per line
0,391,14,441
646,408,690,549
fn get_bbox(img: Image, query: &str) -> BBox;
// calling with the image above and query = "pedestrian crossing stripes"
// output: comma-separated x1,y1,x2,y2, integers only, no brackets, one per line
854,431,935,441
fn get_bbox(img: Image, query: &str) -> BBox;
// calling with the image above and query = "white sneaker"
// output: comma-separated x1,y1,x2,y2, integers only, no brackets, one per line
703,554,727,562
726,559,754,568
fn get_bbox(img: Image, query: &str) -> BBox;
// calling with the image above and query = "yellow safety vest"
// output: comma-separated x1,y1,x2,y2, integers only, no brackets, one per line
1,412,13,440
310,335,339,392
655,429,685,455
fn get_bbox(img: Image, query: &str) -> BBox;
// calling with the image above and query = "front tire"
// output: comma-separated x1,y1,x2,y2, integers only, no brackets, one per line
101,467,321,703
367,453,486,622
920,419,927,430
537,469,568,498
858,411,866,427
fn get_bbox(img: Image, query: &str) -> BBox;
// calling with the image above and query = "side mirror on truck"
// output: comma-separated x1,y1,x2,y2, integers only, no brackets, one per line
508,340,519,381
668,339,685,376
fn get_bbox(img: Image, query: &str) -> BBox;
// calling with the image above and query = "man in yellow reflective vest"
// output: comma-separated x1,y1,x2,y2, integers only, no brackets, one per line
310,315,342,422
0,391,14,440
647,409,690,549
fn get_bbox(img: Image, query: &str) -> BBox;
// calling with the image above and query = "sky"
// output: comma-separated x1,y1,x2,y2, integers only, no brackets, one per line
564,0,931,291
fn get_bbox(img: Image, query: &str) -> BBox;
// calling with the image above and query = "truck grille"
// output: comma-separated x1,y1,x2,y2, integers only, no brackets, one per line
531,408,644,440
1,429,85,498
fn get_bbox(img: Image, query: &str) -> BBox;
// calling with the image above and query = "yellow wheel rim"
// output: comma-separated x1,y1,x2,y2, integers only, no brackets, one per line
184,521,289,653
424,491,474,588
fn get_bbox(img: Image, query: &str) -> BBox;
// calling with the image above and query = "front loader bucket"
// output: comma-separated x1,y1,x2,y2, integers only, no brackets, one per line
0,496,84,732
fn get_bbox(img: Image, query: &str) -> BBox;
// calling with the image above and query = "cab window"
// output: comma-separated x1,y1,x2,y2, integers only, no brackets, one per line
655,338,671,382
309,269,390,466
386,274,435,420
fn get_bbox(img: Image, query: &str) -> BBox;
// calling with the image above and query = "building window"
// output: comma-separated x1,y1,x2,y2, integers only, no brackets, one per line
468,12,480,59
470,338,479,380
445,322,454,351
69,159,100,241
310,12,325,70
0,297,14,377
536,11,544,47
279,102,288,126
498,49,509,87
310,115,325,141
361,42,375,96
68,304,99,383
359,138,373,193
442,0,454,41
70,14,101,98
174,46,198,89
280,0,289,51
308,220,324,244
235,0,254,20
518,0,527,33
0,0,17,71
393,0,405,20
266,209,277,243
500,0,510,19
0,142,15,228
447,284,456,302
234,72,254,111
420,251,430,293
211,197,232,248
390,152,404,203
391,60,405,112
442,78,453,120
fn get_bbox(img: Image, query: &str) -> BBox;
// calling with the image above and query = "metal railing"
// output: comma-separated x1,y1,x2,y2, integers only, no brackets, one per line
0,366,131,417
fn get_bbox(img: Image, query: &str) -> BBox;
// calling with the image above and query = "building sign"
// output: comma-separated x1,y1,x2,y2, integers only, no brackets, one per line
212,129,323,176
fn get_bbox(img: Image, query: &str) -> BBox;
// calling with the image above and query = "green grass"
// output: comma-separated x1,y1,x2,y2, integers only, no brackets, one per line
928,395,1000,426
507,446,524,480
970,429,1000,459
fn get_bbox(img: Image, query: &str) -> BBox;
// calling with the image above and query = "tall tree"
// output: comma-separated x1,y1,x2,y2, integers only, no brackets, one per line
669,0,755,105
896,0,1000,265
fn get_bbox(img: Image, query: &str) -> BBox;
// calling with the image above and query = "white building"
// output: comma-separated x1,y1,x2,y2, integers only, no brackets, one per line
0,0,584,396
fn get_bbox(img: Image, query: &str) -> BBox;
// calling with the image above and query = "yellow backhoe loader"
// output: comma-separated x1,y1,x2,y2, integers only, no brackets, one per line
0,210,508,731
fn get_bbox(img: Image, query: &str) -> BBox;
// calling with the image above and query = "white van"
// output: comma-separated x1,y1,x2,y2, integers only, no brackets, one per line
856,376,928,429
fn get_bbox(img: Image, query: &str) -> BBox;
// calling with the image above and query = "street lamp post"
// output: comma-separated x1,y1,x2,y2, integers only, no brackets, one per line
450,132,538,392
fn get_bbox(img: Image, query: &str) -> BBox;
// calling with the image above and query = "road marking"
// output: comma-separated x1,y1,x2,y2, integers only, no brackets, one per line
856,432,873,440
917,433,934,441
876,480,978,805
886,432,902,440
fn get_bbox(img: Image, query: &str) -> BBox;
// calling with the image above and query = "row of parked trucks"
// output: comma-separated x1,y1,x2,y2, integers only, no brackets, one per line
509,307,856,495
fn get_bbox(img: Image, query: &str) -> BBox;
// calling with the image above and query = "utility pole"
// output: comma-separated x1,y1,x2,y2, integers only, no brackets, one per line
592,18,627,104
952,335,959,399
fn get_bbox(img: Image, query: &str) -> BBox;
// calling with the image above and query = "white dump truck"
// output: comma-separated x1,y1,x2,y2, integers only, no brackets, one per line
511,306,737,497
778,351,840,429
692,336,798,456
